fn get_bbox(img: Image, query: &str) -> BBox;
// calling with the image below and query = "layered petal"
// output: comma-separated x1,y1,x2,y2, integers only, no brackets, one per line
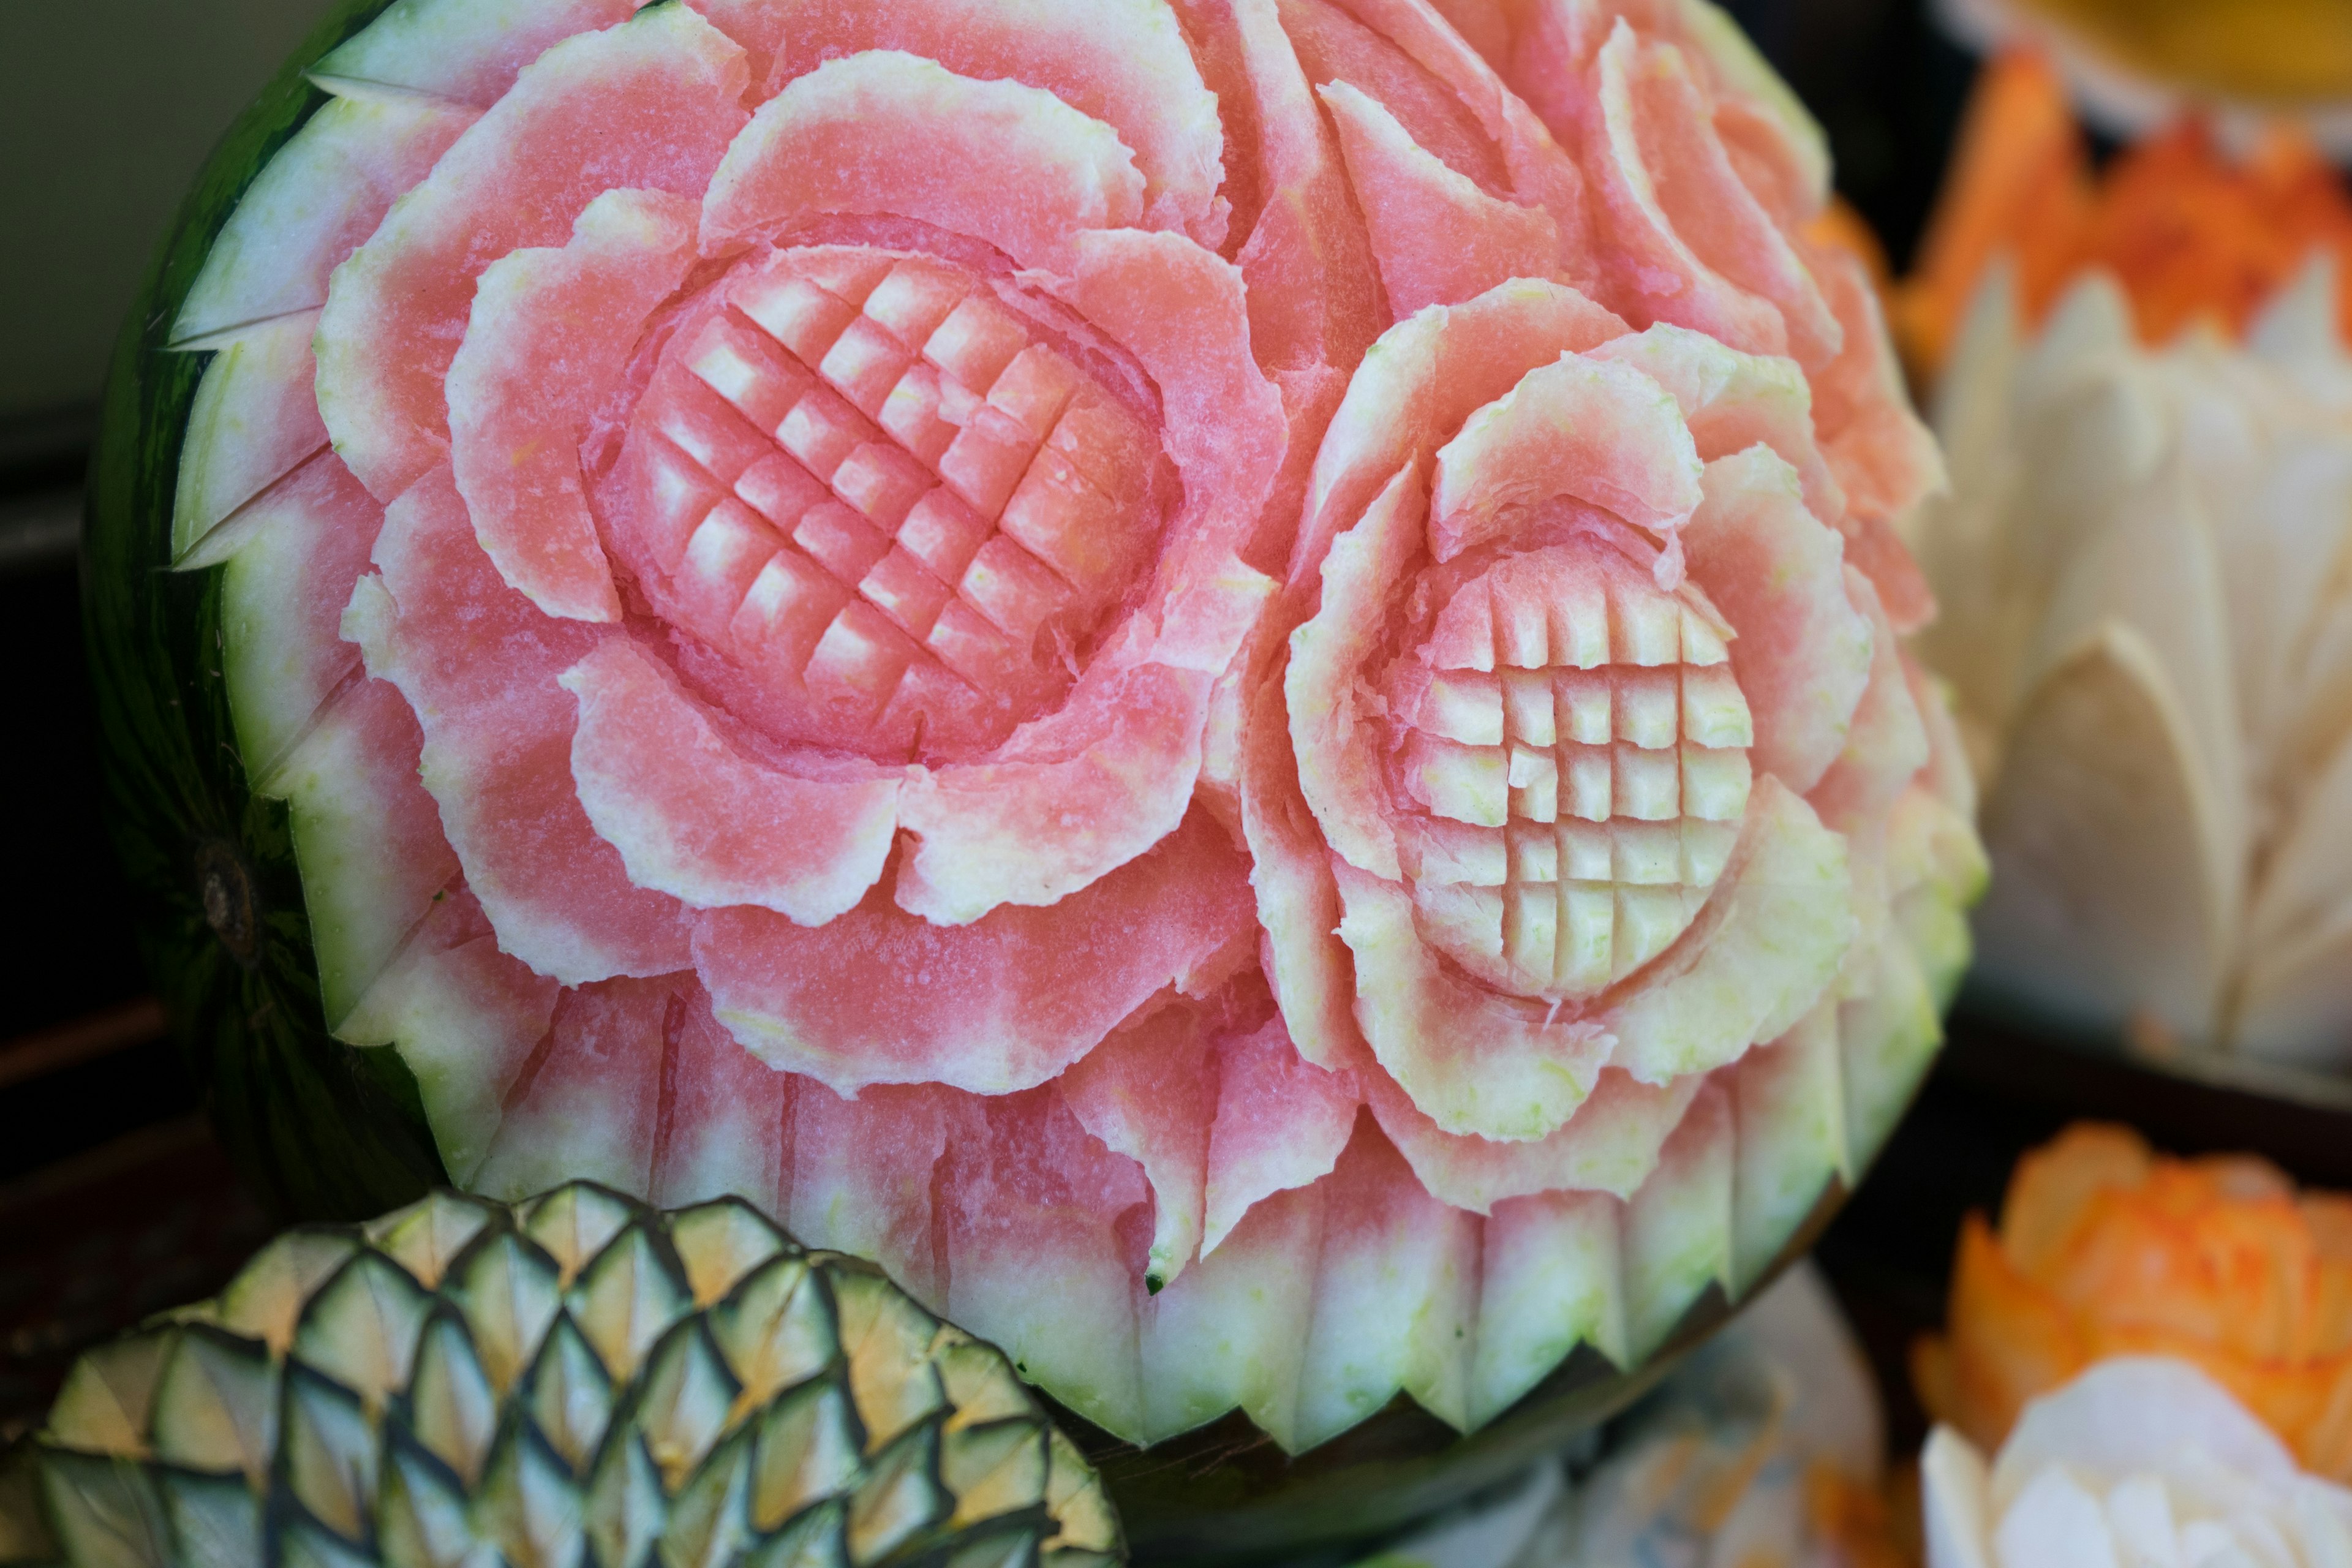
701,52,1146,268
895,554,1272,924
311,0,647,107
1294,278,1630,589
317,4,748,500
1201,1017,1361,1253
1680,446,1874,793
1583,20,1838,367
1589,322,1845,524
1363,1058,1703,1212
737,0,1227,244
1287,464,1427,881
172,96,478,349
561,639,900,923
1428,352,1704,562
1061,999,1219,1290
345,468,693,984
1600,776,1855,1084
1319,79,1565,320
448,187,700,624
695,809,1257,1095
1333,857,1616,1140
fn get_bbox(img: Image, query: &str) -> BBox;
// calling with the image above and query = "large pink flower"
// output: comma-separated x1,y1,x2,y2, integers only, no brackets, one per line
172,0,1975,1450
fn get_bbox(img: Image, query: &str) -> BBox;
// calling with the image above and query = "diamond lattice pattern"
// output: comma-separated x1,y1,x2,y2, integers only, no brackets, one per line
622,249,1161,753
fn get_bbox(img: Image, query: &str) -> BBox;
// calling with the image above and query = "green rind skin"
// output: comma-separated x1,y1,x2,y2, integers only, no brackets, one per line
81,0,447,1222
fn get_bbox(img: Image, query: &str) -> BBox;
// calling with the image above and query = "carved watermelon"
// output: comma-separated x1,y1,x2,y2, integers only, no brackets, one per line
84,0,1983,1555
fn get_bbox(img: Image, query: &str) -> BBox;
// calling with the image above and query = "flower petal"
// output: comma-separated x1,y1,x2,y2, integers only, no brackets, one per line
1679,446,1874,793
1061,999,1218,1291
895,551,1271,924
173,96,478,349
1806,241,1943,630
1333,857,1615,1140
694,807,1258,1095
1429,351,1704,561
1585,21,1839,368
1473,1188,1627,1423
312,0,649,107
1292,278,1627,590
1600,775,1855,1085
450,189,696,624
730,0,1226,244
939,1088,1151,1435
316,4,748,502
1624,1079,1734,1359
1202,1016,1360,1254
1363,1057,1703,1212
1589,321,1845,524
1218,0,1387,379
562,639,900,923
1319,80,1566,320
1288,463,1425,881
1142,1180,1324,1448
1047,228,1290,560
1809,567,1931,835
347,467,693,984
173,313,328,562
1240,650,1363,1069
651,983,796,1209
701,51,1145,268
214,453,383,784
1281,0,1510,190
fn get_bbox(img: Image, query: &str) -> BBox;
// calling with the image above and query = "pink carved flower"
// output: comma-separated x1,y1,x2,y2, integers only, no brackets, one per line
172,0,1975,1450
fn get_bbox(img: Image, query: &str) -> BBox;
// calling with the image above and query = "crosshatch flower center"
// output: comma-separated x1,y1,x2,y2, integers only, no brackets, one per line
605,244,1167,760
1392,532,1755,1000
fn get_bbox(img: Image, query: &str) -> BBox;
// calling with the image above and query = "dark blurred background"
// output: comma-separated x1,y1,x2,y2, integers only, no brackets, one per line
0,0,2040,1448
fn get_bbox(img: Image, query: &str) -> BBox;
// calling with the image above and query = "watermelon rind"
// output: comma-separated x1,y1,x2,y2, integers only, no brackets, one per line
80,0,1979,1558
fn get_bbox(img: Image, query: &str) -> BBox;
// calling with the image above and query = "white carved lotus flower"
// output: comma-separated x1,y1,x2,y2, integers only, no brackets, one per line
1917,255,2352,1065
1924,1358,2352,1568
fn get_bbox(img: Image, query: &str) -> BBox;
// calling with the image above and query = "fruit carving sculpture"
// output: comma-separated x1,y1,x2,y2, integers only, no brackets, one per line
91,0,1983,1461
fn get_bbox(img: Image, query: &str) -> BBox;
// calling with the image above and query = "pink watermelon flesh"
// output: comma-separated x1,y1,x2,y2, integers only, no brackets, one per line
560,638,902,925
1061,998,1217,1291
725,0,1227,244
448,186,700,625
1807,568,1932,834
173,96,478,349
1279,0,1508,192
691,806,1256,1096
168,0,1972,1463
316,4,748,502
1217,0,1389,380
1199,1013,1359,1254
1584,23,1839,369
348,468,695,985
701,52,1147,271
1289,278,1627,590
1679,446,1874,794
1426,353,1703,560
1317,78,1567,322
